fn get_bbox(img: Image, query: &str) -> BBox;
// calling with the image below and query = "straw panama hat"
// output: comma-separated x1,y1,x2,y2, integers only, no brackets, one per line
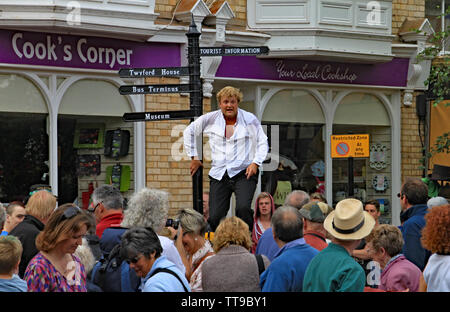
324,198,375,240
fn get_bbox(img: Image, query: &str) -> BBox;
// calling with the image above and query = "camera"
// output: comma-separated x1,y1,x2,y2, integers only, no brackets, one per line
165,218,180,230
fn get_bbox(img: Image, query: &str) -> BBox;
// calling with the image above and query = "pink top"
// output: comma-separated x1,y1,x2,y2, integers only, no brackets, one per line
380,254,421,292
24,252,87,292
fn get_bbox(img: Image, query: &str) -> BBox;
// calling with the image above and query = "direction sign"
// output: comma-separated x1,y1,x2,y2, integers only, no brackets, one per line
119,84,191,95
200,46,269,56
123,110,196,122
331,134,370,158
119,67,189,78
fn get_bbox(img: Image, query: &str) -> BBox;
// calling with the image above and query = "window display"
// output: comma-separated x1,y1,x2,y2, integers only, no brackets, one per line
262,123,325,202
332,124,392,224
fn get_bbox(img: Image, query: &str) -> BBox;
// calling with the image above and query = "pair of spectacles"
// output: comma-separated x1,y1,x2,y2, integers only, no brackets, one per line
126,254,143,264
88,201,102,213
397,193,404,198
59,206,82,223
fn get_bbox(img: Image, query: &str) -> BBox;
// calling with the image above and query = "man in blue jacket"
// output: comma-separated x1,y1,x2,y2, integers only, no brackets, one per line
398,178,431,271
260,206,318,292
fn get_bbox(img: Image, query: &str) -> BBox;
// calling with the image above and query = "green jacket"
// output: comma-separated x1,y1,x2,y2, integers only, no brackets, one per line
303,243,366,292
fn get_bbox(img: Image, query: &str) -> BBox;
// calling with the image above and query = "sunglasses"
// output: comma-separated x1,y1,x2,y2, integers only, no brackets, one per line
126,254,143,264
29,189,58,201
59,206,82,223
397,193,404,198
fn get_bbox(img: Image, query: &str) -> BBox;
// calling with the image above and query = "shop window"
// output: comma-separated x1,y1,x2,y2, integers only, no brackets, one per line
332,93,392,223
0,113,49,203
59,79,130,116
0,74,47,113
0,74,49,203
58,79,134,207
261,89,325,206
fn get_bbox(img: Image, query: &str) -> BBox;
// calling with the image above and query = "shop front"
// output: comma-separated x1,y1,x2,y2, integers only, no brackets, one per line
212,56,409,225
0,29,181,206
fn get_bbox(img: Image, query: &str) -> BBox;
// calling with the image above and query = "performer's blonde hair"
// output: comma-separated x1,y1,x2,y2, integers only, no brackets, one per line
216,86,243,103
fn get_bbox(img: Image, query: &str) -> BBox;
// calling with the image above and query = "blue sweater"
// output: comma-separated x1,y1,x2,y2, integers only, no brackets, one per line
399,204,431,271
255,228,279,261
260,238,318,292
141,256,190,292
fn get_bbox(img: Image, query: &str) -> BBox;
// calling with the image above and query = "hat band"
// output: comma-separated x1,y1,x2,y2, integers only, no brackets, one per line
332,219,365,234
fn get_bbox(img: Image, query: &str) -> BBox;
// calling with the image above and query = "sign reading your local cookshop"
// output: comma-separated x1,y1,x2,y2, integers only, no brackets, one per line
0,30,180,70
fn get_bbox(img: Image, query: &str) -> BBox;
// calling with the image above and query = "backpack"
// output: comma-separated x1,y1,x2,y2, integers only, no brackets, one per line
91,243,140,292
255,254,266,275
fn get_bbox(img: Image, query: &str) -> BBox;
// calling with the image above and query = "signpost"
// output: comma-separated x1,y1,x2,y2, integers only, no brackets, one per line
123,110,195,122
119,67,190,78
119,84,191,95
331,134,369,197
199,46,269,56
118,17,269,213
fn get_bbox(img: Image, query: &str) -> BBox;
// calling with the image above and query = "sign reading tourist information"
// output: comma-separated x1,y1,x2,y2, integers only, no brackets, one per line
331,134,370,158
118,67,190,78
119,84,191,95
200,46,269,57
123,110,195,122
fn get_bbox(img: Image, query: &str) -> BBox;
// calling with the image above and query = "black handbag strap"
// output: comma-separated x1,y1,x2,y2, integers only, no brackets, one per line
150,268,189,292
255,254,265,275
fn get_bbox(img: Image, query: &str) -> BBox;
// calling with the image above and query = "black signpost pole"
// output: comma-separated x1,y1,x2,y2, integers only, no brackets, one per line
348,156,354,197
186,17,203,214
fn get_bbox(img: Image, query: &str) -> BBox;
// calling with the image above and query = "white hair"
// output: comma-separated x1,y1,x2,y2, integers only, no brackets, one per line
427,196,448,209
121,188,169,233
74,238,96,274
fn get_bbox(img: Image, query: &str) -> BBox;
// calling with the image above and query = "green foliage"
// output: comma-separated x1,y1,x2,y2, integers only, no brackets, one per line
416,3,449,169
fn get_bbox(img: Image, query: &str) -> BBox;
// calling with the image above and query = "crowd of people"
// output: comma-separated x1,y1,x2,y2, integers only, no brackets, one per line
0,87,448,293
0,177,448,293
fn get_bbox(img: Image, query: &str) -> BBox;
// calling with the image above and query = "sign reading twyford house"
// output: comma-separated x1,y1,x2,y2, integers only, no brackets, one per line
0,30,180,70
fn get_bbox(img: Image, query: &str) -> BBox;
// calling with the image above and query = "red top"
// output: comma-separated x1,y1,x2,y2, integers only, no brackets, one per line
96,212,123,238
303,230,328,251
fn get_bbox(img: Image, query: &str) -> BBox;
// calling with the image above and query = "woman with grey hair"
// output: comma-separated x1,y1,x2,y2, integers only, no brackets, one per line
173,208,214,292
365,224,422,291
100,188,185,275
120,227,190,292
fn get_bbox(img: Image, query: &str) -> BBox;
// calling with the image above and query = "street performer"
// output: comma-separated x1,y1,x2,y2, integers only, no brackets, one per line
184,86,268,231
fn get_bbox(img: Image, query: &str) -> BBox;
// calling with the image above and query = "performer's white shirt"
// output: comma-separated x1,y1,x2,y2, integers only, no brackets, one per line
183,108,268,180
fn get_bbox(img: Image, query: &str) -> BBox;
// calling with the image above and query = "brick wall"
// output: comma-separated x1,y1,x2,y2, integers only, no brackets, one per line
392,0,425,36
400,92,426,180
393,2,426,181
223,0,247,28
144,77,212,217
154,0,248,29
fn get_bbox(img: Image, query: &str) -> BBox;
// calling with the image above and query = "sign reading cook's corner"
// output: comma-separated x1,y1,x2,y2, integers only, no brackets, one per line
0,30,180,70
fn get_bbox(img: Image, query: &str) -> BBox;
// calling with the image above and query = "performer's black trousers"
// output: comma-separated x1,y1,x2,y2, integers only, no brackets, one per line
208,169,257,231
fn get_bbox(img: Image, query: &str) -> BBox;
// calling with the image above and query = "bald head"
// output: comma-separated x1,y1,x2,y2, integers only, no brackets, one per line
272,205,303,243
284,190,310,210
